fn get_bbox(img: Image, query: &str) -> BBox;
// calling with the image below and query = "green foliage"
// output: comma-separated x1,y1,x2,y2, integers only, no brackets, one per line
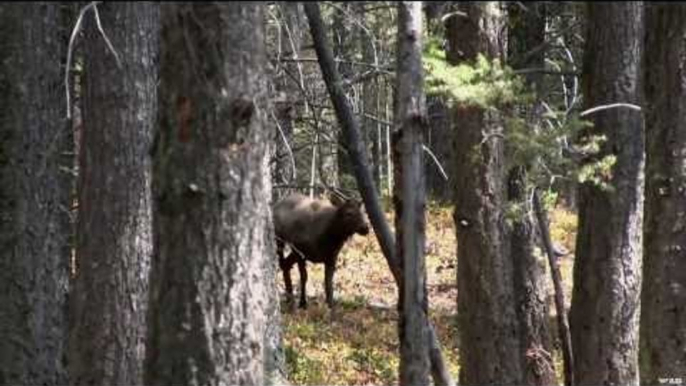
577,154,616,192
346,348,397,384
540,189,560,211
422,34,615,195
505,111,596,190
423,38,529,109
285,345,326,385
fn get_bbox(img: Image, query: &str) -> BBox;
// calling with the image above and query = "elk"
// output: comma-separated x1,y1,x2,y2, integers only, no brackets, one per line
273,192,370,308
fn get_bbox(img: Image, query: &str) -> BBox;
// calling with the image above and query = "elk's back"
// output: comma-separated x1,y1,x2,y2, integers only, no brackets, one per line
273,193,336,246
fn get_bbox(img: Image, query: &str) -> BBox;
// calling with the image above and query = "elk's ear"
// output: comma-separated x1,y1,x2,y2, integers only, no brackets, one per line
330,194,345,207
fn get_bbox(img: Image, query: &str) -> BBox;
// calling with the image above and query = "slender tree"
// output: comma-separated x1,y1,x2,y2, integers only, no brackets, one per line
303,3,453,385
333,2,354,187
361,3,383,192
569,3,644,385
506,3,556,385
145,3,275,385
0,4,71,385
446,2,524,384
68,3,158,385
393,2,431,385
640,4,686,384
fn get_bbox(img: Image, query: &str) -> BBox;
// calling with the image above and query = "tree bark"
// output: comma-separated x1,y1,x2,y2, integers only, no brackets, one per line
640,4,686,384
446,3,524,385
394,3,431,385
68,3,158,385
0,4,70,385
303,4,453,386
145,3,275,385
569,3,644,385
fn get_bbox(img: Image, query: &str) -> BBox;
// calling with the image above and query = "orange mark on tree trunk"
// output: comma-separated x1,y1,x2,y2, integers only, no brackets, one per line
177,96,193,142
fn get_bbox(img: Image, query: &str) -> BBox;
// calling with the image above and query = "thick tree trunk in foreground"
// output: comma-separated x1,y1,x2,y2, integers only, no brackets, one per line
447,2,523,385
145,3,275,385
640,4,686,384
0,4,70,385
68,4,158,385
569,3,644,386
394,2,431,385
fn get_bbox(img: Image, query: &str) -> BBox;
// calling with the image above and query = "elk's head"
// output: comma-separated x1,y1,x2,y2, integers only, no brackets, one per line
331,195,370,237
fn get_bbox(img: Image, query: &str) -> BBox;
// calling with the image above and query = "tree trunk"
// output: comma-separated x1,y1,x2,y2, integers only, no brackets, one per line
569,3,644,386
145,3,275,385
394,3,431,385
640,4,686,384
446,3,524,385
0,4,70,385
68,3,158,385
506,3,556,385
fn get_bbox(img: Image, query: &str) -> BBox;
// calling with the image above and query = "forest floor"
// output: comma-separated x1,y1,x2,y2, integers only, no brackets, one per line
280,201,578,385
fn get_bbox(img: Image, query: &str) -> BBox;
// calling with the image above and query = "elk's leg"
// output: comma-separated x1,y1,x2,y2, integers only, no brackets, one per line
279,253,296,305
324,262,335,308
296,258,308,308
276,239,285,260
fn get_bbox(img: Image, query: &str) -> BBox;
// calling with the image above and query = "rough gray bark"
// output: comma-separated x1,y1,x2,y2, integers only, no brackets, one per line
393,3,431,385
446,3,524,385
0,4,70,385
640,4,686,384
506,3,556,385
145,3,275,385
569,3,644,386
68,3,158,385
303,4,453,386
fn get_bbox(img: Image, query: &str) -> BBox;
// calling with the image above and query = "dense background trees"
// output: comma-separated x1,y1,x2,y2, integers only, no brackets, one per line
0,2,684,386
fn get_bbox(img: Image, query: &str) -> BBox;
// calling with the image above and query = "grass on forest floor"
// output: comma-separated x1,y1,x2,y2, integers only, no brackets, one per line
281,202,577,385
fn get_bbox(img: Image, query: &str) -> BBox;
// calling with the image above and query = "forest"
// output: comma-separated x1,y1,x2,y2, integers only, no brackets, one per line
0,2,684,386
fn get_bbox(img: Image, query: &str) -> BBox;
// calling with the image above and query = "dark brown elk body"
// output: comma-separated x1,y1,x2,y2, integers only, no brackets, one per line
273,193,370,308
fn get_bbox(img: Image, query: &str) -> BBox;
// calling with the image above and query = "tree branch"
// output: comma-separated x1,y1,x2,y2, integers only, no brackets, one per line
579,103,642,117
